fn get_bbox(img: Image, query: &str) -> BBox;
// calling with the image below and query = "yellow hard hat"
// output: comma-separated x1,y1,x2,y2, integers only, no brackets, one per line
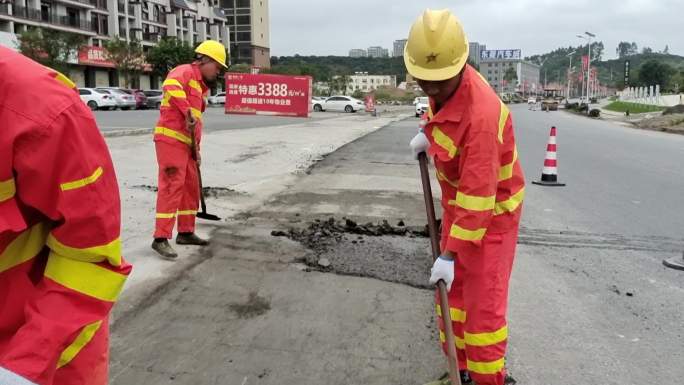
404,9,469,81
195,40,228,68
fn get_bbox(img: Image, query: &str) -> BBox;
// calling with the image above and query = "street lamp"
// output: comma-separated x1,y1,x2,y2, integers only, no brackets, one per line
577,31,596,113
566,51,576,101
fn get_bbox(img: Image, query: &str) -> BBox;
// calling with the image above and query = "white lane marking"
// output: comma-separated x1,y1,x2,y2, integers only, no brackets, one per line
544,208,553,212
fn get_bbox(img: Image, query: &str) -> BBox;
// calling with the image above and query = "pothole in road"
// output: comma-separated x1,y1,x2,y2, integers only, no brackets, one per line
272,217,437,289
228,291,271,319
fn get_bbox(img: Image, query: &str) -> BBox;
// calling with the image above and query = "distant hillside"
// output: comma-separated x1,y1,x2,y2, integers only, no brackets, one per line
267,56,407,83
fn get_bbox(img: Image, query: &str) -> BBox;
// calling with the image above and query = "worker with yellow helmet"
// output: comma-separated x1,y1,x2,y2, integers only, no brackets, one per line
151,40,228,260
407,9,526,385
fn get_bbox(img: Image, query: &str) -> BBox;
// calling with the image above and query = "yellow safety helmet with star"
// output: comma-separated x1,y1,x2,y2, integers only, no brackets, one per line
404,9,469,81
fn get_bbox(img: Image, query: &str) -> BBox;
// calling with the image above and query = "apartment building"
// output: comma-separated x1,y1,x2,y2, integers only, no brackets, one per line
345,72,396,94
220,0,269,68
0,0,231,88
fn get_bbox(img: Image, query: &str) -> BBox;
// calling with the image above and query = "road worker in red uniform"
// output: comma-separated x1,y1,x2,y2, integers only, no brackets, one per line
0,47,131,385
151,40,228,260
406,10,526,385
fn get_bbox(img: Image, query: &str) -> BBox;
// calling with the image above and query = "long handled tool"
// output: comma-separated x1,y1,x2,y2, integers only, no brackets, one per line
418,152,462,385
189,123,221,221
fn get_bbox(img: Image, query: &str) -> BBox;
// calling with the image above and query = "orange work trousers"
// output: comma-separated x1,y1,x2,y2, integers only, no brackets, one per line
153,141,199,239
437,213,518,385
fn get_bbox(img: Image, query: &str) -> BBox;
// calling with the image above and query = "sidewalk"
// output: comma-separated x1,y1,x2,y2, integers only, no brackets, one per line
108,109,412,323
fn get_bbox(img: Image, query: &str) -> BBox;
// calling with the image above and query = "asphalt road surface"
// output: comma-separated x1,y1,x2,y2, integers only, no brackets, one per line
92,105,403,133
110,105,684,384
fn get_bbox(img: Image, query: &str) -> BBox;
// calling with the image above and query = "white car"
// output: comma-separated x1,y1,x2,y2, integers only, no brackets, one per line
415,97,429,117
527,97,537,104
311,96,327,111
209,92,226,105
95,87,136,110
78,88,117,111
318,95,365,113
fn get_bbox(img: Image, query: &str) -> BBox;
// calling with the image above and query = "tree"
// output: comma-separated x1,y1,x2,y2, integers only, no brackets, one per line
104,37,146,88
351,89,364,99
638,60,675,88
18,28,85,74
616,41,638,58
631,42,638,55
663,45,670,54
503,66,518,91
642,46,653,55
146,37,195,78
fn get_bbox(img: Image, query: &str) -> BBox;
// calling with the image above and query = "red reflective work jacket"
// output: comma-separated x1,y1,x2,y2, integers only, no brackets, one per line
0,47,131,385
424,65,526,256
154,64,209,149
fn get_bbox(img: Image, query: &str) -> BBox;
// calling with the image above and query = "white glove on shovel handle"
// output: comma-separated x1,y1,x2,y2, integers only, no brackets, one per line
409,119,430,160
430,256,455,291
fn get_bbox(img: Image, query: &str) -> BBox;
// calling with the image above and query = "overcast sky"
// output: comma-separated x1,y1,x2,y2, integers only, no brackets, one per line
270,0,682,59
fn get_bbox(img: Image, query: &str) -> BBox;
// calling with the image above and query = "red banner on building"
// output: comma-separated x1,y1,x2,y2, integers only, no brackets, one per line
78,46,115,68
225,73,312,118
581,55,589,72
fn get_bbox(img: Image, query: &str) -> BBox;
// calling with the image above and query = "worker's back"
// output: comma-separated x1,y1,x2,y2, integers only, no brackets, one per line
0,46,131,385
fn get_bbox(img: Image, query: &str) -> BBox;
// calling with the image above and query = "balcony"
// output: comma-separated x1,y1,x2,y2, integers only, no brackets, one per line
0,3,10,16
10,5,93,32
88,0,108,11
117,1,124,13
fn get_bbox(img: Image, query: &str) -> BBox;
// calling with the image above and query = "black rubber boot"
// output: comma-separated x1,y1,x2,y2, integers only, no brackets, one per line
176,232,210,246
151,239,178,260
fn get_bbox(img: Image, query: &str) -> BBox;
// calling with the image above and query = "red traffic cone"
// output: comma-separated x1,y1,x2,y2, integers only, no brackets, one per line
532,126,566,187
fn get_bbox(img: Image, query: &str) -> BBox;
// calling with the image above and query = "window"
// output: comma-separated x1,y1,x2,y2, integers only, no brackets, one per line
66,7,79,28
79,89,91,95
236,15,250,25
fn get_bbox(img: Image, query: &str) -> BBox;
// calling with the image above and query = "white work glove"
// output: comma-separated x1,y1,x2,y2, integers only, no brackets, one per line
429,256,455,291
0,367,37,385
410,132,430,160
410,120,430,159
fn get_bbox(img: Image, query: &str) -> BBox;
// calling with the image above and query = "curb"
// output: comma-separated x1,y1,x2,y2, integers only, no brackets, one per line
102,128,153,138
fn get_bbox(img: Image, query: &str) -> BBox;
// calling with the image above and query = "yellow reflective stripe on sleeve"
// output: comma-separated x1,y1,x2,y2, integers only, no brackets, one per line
57,320,102,369
432,126,459,158
188,79,202,93
464,325,508,347
154,126,192,145
190,107,202,120
53,71,76,89
498,147,518,181
46,233,122,267
439,330,466,349
161,94,171,107
436,169,459,188
162,78,183,88
494,188,525,216
177,210,198,216
0,178,16,202
435,304,467,323
427,106,434,119
167,89,187,99
44,252,127,302
156,212,177,219
449,192,496,211
60,167,103,192
498,101,509,144
450,224,486,241
0,223,49,274
467,358,505,375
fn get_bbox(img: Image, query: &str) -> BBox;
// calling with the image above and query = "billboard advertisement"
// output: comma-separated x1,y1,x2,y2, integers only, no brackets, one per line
225,73,312,118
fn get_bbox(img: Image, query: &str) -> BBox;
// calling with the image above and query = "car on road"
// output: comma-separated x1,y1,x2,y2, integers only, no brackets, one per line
415,97,429,117
311,96,327,111
78,88,117,111
95,87,137,110
208,92,226,105
527,97,537,105
144,90,163,109
123,89,148,109
316,95,365,113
